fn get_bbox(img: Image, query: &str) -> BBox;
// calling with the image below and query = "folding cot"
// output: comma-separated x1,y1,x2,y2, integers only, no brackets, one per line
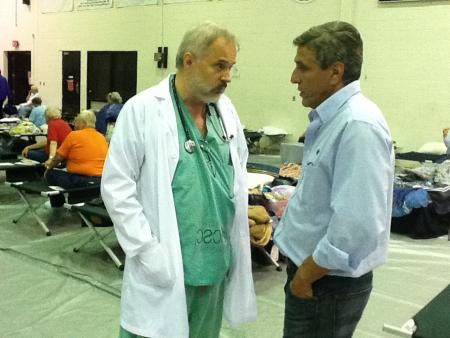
383,283,450,338
0,148,18,160
395,151,446,163
0,159,44,182
7,179,100,236
393,152,450,240
0,129,46,155
65,201,123,270
58,163,287,272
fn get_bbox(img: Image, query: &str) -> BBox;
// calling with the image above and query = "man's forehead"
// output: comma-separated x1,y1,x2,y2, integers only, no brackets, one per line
295,46,315,61
205,38,236,56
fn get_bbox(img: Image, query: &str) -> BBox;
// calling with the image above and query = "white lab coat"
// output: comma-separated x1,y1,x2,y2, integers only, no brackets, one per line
101,76,257,338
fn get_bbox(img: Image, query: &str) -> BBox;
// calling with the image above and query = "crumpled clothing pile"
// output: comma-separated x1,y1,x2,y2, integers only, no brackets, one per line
403,160,450,186
392,188,430,217
248,205,272,247
9,121,41,135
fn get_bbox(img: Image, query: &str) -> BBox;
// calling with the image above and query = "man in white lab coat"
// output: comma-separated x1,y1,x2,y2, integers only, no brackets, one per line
101,21,257,338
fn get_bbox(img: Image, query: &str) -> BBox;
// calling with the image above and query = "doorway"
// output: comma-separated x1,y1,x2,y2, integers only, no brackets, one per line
62,51,81,121
7,51,31,105
87,51,137,110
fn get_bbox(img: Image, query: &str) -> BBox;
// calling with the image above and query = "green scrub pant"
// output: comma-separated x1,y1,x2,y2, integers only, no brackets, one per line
119,281,225,338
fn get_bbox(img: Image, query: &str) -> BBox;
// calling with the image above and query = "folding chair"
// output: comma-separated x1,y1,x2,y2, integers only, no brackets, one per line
65,202,123,270
7,179,100,236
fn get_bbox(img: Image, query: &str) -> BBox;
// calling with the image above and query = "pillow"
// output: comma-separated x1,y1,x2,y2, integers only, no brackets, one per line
417,142,447,155
247,172,275,190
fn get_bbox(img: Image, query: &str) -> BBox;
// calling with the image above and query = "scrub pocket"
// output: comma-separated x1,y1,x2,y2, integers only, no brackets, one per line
137,241,175,288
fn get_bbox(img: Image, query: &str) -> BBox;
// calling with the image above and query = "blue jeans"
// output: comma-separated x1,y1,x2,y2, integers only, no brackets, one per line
27,149,48,163
45,169,101,207
283,258,372,338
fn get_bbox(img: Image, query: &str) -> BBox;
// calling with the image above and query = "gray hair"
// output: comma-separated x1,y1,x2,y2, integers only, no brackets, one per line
77,110,96,128
293,21,363,85
45,106,62,120
107,92,122,104
175,21,238,69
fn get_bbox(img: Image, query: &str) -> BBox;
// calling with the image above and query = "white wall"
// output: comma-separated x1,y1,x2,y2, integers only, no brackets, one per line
34,4,163,113
0,1,35,79
1,0,449,150
354,0,450,150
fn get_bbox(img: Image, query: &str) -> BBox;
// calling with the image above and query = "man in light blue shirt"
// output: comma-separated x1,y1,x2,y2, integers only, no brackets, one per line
274,21,394,338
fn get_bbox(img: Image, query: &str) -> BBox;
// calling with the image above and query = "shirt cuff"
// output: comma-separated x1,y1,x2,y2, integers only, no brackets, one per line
312,236,350,272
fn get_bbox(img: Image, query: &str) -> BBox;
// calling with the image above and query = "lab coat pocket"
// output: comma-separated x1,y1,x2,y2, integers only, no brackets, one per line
138,242,176,288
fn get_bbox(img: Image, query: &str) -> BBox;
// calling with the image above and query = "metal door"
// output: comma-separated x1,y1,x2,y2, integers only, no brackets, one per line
62,51,81,121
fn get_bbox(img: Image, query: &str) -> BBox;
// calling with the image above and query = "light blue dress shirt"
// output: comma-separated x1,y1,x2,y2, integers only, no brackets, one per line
274,81,394,277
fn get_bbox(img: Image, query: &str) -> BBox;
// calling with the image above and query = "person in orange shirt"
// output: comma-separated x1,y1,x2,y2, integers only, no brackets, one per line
44,110,108,207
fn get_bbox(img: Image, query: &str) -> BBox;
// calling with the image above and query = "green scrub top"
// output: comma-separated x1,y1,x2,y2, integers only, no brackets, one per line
170,75,235,286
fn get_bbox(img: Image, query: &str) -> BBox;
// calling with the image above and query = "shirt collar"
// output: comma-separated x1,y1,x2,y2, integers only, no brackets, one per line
312,80,361,124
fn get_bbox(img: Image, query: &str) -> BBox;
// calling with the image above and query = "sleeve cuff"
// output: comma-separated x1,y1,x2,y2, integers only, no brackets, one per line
312,236,350,272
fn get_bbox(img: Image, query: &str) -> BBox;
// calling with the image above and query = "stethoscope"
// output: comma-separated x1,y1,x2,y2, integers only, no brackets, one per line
171,75,232,154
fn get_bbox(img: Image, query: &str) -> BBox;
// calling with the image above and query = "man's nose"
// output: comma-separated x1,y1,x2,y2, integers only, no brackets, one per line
291,70,299,84
221,69,232,82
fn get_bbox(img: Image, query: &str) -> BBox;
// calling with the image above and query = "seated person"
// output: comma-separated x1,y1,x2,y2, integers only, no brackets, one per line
22,106,72,163
28,97,46,128
44,110,108,207
95,91,123,136
18,85,39,118
0,69,11,113
443,128,450,156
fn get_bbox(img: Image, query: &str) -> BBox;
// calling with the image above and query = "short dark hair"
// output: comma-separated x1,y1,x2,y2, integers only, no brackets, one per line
31,97,42,105
293,21,363,85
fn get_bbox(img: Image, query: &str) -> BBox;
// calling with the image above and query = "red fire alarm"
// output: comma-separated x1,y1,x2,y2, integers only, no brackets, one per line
12,40,19,48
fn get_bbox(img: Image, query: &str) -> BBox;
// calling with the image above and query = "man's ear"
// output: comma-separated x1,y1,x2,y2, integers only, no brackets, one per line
183,52,195,68
330,61,345,86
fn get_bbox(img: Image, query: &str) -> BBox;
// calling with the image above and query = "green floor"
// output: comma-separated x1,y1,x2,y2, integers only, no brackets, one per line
1,171,449,338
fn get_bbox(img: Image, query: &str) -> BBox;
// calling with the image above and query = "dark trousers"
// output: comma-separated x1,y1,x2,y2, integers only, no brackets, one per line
27,149,48,163
283,258,372,338
45,169,101,207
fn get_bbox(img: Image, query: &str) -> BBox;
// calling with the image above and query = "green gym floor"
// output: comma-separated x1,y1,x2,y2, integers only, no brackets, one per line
0,171,449,338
